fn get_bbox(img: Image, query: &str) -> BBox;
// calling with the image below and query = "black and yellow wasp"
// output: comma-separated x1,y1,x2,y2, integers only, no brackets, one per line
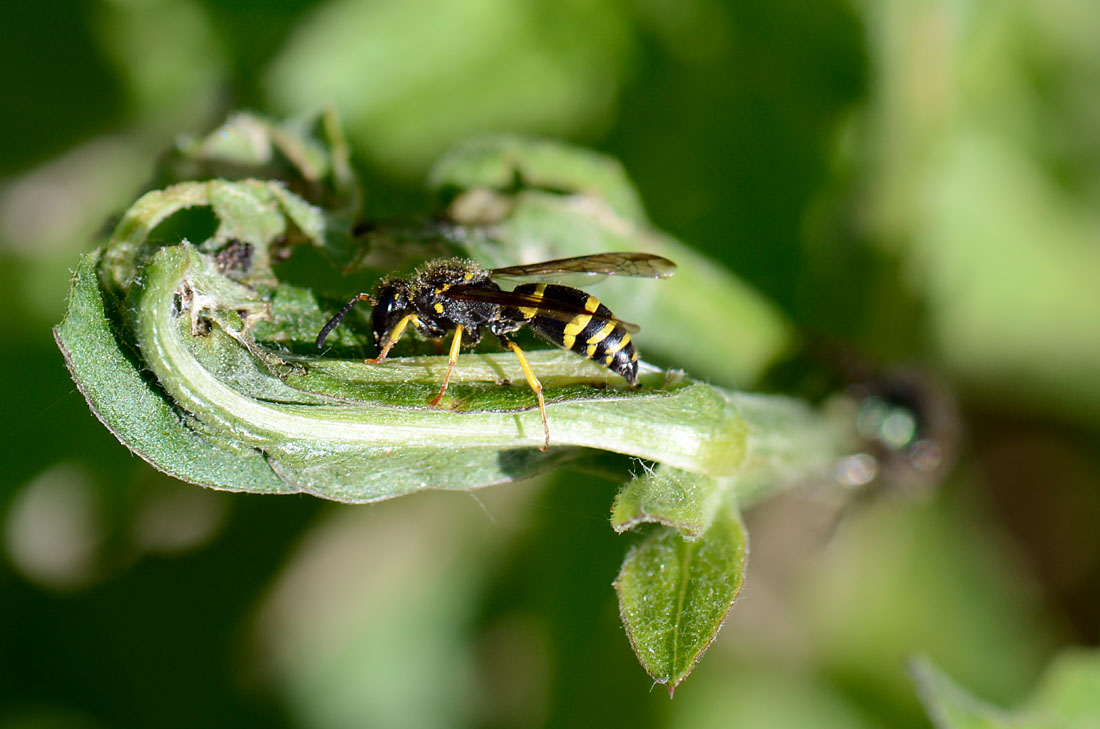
315,252,677,450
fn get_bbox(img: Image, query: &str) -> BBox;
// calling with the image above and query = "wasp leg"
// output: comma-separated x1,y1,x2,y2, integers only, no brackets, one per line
367,313,418,364
503,339,550,451
429,324,464,407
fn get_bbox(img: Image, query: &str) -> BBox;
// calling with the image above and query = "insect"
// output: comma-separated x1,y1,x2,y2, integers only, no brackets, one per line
315,252,677,450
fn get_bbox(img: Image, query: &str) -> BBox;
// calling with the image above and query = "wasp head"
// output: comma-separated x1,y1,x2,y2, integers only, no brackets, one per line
371,279,413,347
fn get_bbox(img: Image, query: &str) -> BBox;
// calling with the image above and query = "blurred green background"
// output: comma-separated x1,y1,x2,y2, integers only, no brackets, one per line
3,0,1100,727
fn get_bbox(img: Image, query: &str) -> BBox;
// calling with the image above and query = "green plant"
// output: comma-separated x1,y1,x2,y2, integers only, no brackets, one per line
55,111,851,694
912,653,1100,729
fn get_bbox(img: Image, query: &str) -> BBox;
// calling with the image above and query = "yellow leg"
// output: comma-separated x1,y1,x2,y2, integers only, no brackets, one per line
429,325,464,406
366,313,418,364
507,341,550,451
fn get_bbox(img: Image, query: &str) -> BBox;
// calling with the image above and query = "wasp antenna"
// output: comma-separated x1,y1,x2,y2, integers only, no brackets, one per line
316,293,374,349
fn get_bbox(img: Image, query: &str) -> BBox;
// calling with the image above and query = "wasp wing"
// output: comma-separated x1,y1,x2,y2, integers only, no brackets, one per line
488,252,676,283
444,286,642,333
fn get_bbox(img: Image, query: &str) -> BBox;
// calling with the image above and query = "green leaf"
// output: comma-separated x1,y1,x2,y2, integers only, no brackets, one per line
54,251,295,494
63,237,815,500
611,465,723,539
157,108,360,213
726,390,854,508
56,114,857,691
912,651,1100,729
1025,650,1100,727
614,503,749,696
99,179,325,295
910,659,1024,729
59,165,836,502
610,390,846,538
429,134,649,223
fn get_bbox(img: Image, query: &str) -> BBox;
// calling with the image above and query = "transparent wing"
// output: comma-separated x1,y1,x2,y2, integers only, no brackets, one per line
444,286,641,333
488,252,676,283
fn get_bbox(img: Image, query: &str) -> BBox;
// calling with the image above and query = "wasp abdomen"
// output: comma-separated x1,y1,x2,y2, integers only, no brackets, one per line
512,283,639,385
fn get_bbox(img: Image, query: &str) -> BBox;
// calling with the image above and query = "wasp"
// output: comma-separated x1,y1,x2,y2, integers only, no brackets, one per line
315,252,677,450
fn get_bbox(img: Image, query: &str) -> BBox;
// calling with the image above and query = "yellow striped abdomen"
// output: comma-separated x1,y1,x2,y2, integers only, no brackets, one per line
511,284,639,385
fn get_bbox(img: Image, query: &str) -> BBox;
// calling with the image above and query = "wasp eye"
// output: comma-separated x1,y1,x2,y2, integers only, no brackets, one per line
371,283,411,340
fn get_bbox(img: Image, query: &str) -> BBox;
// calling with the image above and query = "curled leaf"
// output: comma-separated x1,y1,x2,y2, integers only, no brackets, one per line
58,240,763,501
55,115,855,692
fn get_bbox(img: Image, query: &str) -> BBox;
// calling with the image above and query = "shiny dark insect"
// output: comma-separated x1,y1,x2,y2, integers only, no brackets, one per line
315,252,677,450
